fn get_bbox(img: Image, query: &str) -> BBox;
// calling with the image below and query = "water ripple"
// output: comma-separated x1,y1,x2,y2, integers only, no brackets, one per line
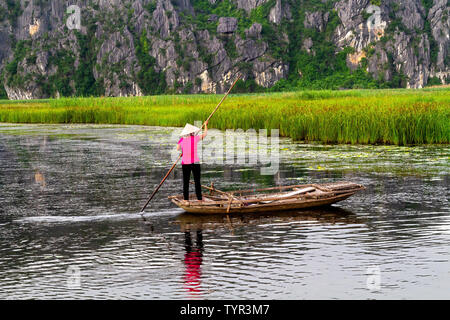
1,125,449,299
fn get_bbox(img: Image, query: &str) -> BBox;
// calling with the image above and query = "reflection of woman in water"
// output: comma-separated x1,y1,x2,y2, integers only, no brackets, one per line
183,230,203,295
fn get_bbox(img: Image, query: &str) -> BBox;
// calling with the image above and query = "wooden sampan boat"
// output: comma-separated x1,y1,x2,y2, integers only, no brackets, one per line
169,181,365,214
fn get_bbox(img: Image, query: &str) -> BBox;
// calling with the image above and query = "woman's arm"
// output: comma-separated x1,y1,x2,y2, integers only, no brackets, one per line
201,121,208,140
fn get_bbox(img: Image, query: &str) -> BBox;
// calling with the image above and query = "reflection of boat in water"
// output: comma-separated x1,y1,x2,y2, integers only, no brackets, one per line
173,206,364,297
170,181,365,215
174,206,361,231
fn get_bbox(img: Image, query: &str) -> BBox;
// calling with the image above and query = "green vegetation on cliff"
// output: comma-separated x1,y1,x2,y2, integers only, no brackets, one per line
0,0,447,98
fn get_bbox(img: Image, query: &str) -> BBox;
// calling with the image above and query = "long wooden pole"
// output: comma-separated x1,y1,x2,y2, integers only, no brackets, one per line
140,153,182,213
140,74,241,213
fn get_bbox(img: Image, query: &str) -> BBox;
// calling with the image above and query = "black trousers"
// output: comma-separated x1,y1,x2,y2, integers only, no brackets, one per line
182,163,202,200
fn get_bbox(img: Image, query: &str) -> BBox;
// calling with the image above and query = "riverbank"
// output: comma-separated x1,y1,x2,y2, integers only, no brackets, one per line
0,88,449,145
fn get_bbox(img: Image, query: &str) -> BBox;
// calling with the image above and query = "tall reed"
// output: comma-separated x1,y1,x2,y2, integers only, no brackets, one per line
0,88,448,145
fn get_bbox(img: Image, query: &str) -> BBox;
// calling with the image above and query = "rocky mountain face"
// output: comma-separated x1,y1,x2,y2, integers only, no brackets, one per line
0,0,448,99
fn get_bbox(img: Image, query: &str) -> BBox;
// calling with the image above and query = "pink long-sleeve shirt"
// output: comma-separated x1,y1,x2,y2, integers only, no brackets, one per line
178,135,200,165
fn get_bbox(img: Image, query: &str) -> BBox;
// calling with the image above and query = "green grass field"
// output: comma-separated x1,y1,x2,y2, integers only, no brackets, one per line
0,88,449,145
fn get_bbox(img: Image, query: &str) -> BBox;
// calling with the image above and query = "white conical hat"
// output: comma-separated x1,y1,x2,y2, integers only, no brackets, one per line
180,123,200,137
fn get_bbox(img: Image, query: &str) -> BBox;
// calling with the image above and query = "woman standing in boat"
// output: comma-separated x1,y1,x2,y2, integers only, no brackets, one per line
177,121,208,201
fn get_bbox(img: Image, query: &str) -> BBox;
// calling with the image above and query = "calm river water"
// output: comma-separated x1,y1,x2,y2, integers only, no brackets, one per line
0,124,448,299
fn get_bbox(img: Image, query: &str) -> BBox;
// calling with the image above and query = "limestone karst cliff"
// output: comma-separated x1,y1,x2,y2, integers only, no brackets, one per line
0,0,448,99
